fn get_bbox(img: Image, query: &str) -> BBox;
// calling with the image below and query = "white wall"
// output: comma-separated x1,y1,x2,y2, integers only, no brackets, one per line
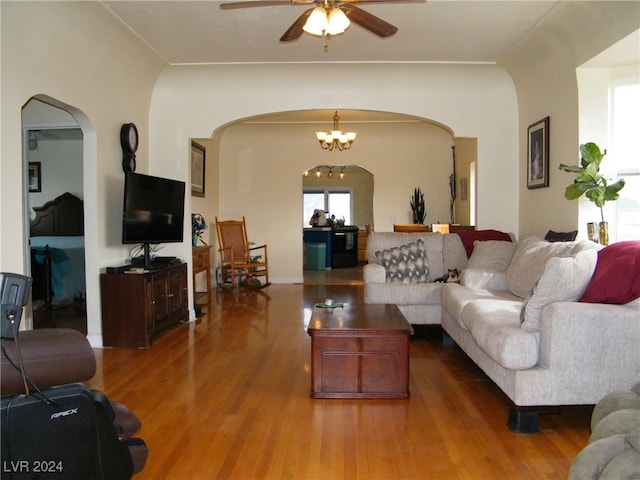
1,2,166,343
150,63,519,281
501,2,640,239
3,1,636,340
577,61,640,241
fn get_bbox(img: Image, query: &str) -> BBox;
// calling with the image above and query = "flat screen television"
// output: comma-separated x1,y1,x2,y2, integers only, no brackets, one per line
122,172,186,268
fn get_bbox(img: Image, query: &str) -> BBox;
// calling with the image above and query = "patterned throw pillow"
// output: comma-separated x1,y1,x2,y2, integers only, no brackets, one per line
375,239,429,284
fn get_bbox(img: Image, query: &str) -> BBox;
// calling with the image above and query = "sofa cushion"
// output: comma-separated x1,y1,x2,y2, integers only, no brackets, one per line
442,234,469,273
467,240,517,271
463,299,539,370
506,235,578,298
521,249,598,333
441,283,520,331
375,239,429,284
366,281,442,305
455,229,513,257
580,241,640,305
460,268,509,290
567,436,629,480
591,389,640,431
590,409,640,443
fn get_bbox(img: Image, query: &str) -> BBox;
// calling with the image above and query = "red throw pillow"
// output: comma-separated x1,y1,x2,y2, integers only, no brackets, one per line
455,229,513,258
580,241,640,304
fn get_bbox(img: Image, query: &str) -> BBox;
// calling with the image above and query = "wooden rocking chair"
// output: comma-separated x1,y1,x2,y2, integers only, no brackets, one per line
215,216,270,289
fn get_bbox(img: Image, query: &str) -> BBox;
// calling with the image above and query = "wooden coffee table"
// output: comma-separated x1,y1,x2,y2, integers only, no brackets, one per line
307,304,413,399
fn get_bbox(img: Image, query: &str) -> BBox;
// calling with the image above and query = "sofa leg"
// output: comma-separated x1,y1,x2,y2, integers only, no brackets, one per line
441,331,455,346
507,406,539,433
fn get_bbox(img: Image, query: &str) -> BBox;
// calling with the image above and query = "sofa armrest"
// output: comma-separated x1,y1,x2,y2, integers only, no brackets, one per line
538,302,640,403
363,263,386,283
460,268,509,291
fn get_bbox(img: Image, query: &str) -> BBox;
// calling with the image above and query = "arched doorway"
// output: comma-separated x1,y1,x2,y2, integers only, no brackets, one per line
302,165,373,284
215,109,476,283
21,97,93,334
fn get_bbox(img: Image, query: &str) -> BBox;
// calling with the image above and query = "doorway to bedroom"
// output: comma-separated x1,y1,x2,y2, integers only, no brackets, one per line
22,98,87,334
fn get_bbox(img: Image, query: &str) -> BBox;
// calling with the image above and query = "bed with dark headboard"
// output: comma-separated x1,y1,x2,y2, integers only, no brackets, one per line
30,192,85,309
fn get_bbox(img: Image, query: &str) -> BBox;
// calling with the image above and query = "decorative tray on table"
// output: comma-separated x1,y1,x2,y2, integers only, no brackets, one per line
314,302,344,309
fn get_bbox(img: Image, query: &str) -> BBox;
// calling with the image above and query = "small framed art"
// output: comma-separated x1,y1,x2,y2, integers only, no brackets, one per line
28,162,42,192
191,141,206,197
527,116,549,189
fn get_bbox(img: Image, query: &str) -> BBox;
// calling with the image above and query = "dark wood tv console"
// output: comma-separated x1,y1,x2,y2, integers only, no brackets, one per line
100,262,188,348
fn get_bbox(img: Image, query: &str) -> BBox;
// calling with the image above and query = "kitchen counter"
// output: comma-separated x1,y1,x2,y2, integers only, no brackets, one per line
303,226,359,269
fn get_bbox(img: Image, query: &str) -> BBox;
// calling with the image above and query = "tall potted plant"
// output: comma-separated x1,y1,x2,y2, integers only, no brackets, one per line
410,187,426,225
558,142,625,244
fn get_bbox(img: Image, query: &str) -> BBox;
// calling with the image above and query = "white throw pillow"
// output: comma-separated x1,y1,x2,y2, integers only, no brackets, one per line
467,240,517,271
507,235,577,298
521,249,598,332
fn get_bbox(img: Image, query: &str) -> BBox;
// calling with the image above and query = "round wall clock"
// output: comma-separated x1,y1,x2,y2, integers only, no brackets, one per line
120,123,138,172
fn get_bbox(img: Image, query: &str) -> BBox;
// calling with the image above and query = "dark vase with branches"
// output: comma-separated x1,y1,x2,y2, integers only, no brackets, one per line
410,187,426,225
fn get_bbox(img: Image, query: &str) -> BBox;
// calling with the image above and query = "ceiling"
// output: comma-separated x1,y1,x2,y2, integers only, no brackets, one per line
100,0,563,65
98,1,638,126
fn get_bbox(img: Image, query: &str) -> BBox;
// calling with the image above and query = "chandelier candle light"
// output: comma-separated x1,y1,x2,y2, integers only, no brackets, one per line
315,111,357,151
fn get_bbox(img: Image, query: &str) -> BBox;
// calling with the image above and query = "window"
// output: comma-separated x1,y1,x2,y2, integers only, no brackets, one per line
610,81,640,240
303,188,353,226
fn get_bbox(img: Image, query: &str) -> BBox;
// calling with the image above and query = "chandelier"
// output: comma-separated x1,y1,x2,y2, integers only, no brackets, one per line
304,165,346,180
315,111,357,151
303,5,350,37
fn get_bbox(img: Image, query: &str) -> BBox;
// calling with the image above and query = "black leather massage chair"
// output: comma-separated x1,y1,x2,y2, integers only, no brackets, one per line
0,273,147,479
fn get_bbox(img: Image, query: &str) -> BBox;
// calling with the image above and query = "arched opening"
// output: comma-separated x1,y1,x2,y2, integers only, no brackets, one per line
204,109,476,283
21,96,97,338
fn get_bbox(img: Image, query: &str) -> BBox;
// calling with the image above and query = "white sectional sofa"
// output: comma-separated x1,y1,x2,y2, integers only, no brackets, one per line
363,231,471,325
364,232,640,432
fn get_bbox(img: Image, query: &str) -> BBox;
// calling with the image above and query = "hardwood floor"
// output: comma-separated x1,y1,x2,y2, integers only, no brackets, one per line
302,264,364,285
86,284,591,479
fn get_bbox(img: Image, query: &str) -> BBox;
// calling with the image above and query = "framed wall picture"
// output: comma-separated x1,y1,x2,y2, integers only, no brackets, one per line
191,141,205,197
28,162,42,192
527,116,550,189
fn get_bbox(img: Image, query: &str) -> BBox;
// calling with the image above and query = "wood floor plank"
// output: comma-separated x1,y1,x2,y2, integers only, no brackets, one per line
86,284,591,479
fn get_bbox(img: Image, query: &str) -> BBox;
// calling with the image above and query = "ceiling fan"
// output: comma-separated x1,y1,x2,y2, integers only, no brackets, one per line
220,0,425,43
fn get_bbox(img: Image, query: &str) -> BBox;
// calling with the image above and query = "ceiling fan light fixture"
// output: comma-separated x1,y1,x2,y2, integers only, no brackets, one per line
326,8,350,35
302,6,328,36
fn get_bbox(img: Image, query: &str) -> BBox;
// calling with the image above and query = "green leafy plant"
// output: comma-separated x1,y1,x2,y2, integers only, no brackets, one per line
558,142,625,222
410,187,426,225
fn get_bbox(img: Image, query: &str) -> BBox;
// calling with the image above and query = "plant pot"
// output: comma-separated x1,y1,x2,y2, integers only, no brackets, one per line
587,222,598,243
598,221,609,246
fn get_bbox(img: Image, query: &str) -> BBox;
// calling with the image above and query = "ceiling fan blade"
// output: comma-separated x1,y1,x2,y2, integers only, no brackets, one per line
221,1,292,10
340,4,398,38
344,0,425,4
279,8,314,42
